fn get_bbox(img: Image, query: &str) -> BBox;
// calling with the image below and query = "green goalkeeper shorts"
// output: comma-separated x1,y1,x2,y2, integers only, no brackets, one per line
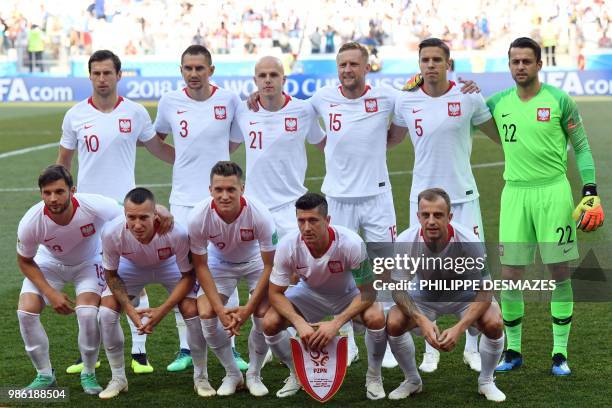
499,175,579,265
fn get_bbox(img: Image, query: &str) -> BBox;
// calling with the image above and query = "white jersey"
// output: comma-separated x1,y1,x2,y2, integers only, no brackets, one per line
230,95,325,210
17,193,122,265
393,82,491,204
188,196,277,263
309,85,397,198
393,222,486,298
101,216,192,273
60,97,156,202
270,225,366,295
154,86,240,206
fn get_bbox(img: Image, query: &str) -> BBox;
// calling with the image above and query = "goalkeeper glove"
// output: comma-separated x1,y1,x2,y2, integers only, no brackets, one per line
402,73,423,91
572,184,604,232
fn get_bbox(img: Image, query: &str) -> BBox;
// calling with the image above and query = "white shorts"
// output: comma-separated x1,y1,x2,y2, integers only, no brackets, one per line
284,282,360,323
409,199,485,241
328,191,397,242
101,258,196,299
197,258,263,299
271,201,298,239
20,254,105,304
409,298,499,336
170,204,194,229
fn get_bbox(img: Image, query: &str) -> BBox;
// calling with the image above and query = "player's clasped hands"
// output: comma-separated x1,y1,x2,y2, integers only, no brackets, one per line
226,305,253,336
137,306,168,334
308,321,341,352
437,325,463,352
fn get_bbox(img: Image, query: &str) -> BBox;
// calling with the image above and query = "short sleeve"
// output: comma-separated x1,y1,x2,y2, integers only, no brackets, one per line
470,93,492,126
59,111,77,149
256,205,277,253
101,222,121,270
269,239,292,287
153,95,171,135
392,93,408,127
172,225,193,273
305,103,325,144
16,216,38,258
187,206,208,255
229,105,245,143
86,194,123,221
137,105,156,142
308,91,322,116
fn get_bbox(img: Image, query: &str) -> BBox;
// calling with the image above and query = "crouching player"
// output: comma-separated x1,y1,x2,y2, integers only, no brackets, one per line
262,192,388,400
386,188,506,402
98,187,208,399
188,161,277,397
16,165,122,394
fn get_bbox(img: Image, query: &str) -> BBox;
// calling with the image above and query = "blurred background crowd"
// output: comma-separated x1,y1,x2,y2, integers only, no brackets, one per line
1,0,610,72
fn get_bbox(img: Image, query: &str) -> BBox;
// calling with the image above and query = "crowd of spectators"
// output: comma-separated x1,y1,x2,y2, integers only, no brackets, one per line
0,0,610,70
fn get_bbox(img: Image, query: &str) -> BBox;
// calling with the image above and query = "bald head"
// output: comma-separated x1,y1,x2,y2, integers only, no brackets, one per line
254,56,286,100
255,56,284,76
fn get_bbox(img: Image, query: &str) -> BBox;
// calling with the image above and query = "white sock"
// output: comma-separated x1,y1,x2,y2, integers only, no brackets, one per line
423,319,439,354
388,333,421,384
340,321,358,352
464,331,479,353
478,334,504,384
246,316,268,377
264,330,294,372
129,293,148,355
183,316,208,379
201,317,240,377
75,305,100,375
227,288,239,349
365,327,386,378
99,306,126,379
175,308,189,351
18,310,52,376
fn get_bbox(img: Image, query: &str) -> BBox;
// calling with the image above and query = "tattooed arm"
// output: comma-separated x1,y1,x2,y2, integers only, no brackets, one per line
105,268,145,332
392,289,441,349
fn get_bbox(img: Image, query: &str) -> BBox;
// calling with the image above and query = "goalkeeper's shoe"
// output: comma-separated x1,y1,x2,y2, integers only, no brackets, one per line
25,370,57,389
131,353,154,374
495,349,523,372
167,349,193,372
233,348,249,371
551,353,571,376
402,73,423,91
573,184,604,232
66,356,100,374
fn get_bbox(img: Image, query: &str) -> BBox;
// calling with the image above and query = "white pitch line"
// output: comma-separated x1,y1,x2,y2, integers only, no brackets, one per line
0,142,59,159
0,161,505,193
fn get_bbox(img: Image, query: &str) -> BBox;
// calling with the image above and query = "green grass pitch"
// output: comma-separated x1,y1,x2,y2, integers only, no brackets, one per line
0,100,611,407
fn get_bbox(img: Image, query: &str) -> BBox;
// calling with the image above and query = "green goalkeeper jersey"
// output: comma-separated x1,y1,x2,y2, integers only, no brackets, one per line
487,83,595,185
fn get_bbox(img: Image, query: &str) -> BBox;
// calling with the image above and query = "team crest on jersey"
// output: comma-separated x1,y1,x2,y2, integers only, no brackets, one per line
214,106,227,120
448,102,461,116
157,247,173,260
216,242,226,249
328,260,344,274
364,98,378,113
80,223,96,237
118,119,132,133
240,228,255,241
285,117,298,131
537,108,550,121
